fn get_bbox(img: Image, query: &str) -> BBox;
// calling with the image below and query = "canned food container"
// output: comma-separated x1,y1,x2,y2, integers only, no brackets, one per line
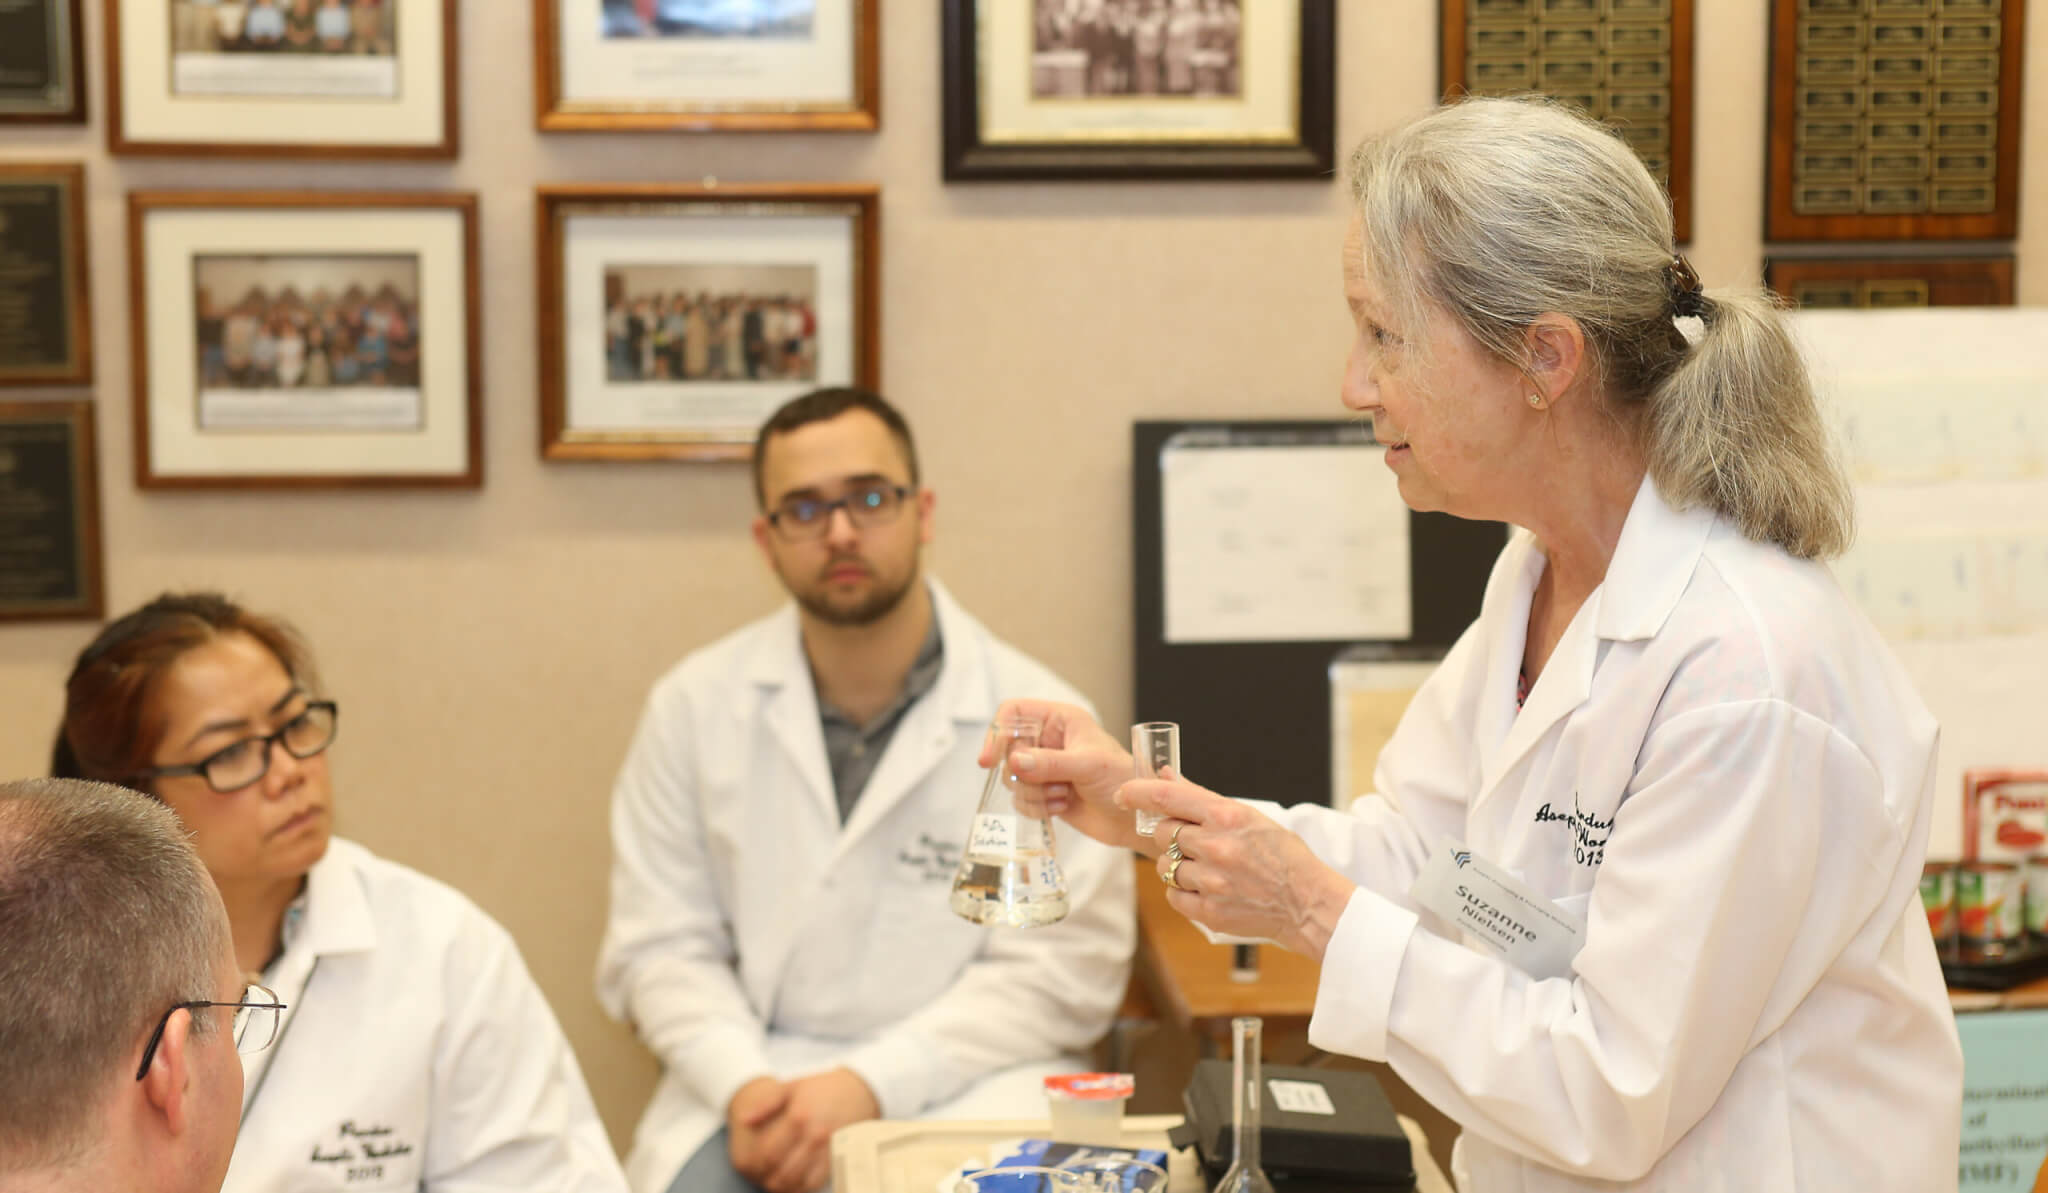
1957,861,2026,953
2026,857,2048,940
1920,861,1957,942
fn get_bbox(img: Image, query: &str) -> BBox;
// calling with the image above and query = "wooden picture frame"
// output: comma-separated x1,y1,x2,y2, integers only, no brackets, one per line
941,0,1336,180
1765,0,2026,241
1765,254,2015,307
0,399,104,621
106,0,460,158
0,0,88,123
537,183,880,462
1441,0,1696,243
535,0,879,131
129,190,481,488
0,162,92,388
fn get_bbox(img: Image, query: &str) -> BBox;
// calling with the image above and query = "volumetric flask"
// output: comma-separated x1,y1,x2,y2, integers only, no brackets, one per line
950,717,1071,927
1130,722,1179,838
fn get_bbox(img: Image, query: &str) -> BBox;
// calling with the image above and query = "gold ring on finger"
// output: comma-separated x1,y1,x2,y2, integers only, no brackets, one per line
1164,855,1187,891
1169,821,1187,850
1163,839,1182,864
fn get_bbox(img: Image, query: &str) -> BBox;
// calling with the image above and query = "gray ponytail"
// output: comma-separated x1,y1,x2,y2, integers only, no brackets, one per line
1346,96,1854,559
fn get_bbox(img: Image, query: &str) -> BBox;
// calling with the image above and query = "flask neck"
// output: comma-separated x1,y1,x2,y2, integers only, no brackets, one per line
1231,1019,1263,1171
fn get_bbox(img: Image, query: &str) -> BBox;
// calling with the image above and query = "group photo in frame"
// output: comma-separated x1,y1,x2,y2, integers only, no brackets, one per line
0,399,103,622
534,0,879,131
942,0,1335,179
0,162,92,388
105,0,459,157
128,190,481,488
0,0,88,122
536,183,879,461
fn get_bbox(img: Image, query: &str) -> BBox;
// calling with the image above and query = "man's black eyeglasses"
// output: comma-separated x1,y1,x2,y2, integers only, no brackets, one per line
135,702,339,794
135,983,287,1080
764,484,912,542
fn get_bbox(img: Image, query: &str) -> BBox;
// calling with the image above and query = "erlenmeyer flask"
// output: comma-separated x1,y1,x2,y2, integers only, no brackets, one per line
1215,1017,1276,1193
948,716,1071,927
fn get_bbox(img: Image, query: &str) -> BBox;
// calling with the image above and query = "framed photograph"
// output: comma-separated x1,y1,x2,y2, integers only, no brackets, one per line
537,183,879,461
0,399,103,621
942,0,1335,180
1441,0,1695,242
0,163,92,388
535,0,878,131
106,0,459,157
0,0,87,122
128,191,480,488
1766,255,2015,309
1765,0,2025,241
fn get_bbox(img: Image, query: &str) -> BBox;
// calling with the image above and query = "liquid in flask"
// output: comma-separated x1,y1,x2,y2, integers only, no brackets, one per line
949,717,1071,927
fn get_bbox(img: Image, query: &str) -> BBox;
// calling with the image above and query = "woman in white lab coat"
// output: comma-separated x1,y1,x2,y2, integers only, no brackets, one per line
53,592,628,1193
998,98,1962,1192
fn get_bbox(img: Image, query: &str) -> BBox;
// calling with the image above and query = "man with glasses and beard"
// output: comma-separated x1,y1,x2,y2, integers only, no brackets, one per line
0,778,275,1193
597,387,1134,1193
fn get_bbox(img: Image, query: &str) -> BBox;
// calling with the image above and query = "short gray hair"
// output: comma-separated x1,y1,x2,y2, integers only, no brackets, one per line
1346,96,1853,559
0,778,227,1173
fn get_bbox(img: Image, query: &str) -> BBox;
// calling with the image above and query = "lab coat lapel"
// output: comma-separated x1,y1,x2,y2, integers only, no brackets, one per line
835,582,993,859
747,606,841,830
241,839,377,1117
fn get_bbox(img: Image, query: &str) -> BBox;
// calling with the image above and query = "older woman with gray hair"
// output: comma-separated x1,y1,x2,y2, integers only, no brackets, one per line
996,97,1960,1191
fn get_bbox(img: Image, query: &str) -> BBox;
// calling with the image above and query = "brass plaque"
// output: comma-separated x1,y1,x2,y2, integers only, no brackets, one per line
1869,85,1933,113
1797,117,1863,145
1934,51,1999,81
1869,21,1934,49
1539,0,1601,17
1552,91,1605,117
1932,114,1996,143
1607,88,1670,119
1799,151,1862,178
1792,281,1861,307
1470,25,1538,53
1936,19,2001,49
1936,0,2000,13
1931,181,1995,211
1799,0,1863,14
1800,20,1865,47
1866,116,1933,144
1864,148,1932,176
1470,57,1538,89
1800,53,1864,82
1934,84,1997,112
1606,0,1672,19
1868,53,1931,81
1606,23,1670,51
1539,58,1603,87
1473,0,1536,17
1799,85,1866,113
1608,56,1668,85
1864,181,1930,211
1542,24,1604,52
1862,279,1932,306
1871,0,1935,15
1795,182,1862,213
1932,148,1995,176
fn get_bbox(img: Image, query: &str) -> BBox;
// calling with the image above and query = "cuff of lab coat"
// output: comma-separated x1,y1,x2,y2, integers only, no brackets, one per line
676,1032,776,1118
840,1038,934,1121
1307,888,1418,1063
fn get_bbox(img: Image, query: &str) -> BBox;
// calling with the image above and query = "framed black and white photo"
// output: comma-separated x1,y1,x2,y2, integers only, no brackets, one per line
129,191,480,487
107,0,459,157
942,0,1334,179
0,0,87,122
535,0,878,131
537,184,879,461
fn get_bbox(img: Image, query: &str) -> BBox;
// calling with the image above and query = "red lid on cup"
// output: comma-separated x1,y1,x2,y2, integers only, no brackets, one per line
1044,1073,1135,1101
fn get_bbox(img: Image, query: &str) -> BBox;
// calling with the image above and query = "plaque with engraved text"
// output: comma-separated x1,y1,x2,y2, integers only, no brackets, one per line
0,0,85,122
0,399,102,620
0,164,91,386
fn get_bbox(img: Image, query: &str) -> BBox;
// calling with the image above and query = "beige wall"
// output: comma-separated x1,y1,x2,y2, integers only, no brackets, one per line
3,0,2044,1151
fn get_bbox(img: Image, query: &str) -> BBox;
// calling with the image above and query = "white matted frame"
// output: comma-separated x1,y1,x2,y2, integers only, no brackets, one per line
128,191,481,489
537,183,880,462
106,0,458,158
535,0,878,132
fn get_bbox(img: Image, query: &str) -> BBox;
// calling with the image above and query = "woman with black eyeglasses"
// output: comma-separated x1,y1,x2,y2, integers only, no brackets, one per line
53,592,628,1193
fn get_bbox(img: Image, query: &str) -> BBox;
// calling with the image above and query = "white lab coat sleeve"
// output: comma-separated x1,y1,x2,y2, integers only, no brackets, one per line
595,687,773,1120
424,913,628,1192
1274,627,1486,910
1308,698,1903,1182
838,828,1136,1120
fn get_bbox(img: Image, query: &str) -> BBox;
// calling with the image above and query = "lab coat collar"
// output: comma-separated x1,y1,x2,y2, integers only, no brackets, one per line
295,837,380,958
1593,476,1718,644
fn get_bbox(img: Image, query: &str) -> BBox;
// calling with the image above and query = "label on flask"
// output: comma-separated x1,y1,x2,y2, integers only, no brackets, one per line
968,813,1015,854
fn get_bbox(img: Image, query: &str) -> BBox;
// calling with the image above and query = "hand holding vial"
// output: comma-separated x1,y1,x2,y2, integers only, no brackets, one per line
1131,722,1180,838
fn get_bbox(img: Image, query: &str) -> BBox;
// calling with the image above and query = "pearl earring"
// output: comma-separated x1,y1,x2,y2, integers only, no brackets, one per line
1526,393,1544,409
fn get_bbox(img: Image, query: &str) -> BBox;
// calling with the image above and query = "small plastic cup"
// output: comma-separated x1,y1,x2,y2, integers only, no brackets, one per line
1043,1072,1135,1148
953,1166,1089,1193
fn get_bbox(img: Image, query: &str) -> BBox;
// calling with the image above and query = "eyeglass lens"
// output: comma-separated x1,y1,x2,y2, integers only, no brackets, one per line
233,985,281,1054
774,485,905,540
206,704,337,791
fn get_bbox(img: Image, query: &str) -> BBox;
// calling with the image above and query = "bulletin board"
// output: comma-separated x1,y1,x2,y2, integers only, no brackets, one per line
1132,421,1506,810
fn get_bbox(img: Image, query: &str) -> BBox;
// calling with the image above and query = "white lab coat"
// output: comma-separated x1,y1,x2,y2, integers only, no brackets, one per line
1286,479,1962,1192
226,837,627,1193
596,580,1136,1193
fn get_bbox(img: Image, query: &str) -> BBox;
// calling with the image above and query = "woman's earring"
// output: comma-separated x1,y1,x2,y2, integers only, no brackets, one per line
1526,393,1544,409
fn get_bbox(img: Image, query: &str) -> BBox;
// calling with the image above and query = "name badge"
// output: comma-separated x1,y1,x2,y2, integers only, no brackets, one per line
1408,840,1586,980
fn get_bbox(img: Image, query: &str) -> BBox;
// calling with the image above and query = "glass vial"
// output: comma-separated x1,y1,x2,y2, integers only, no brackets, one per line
949,716,1071,927
1216,1016,1275,1193
1131,721,1179,838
